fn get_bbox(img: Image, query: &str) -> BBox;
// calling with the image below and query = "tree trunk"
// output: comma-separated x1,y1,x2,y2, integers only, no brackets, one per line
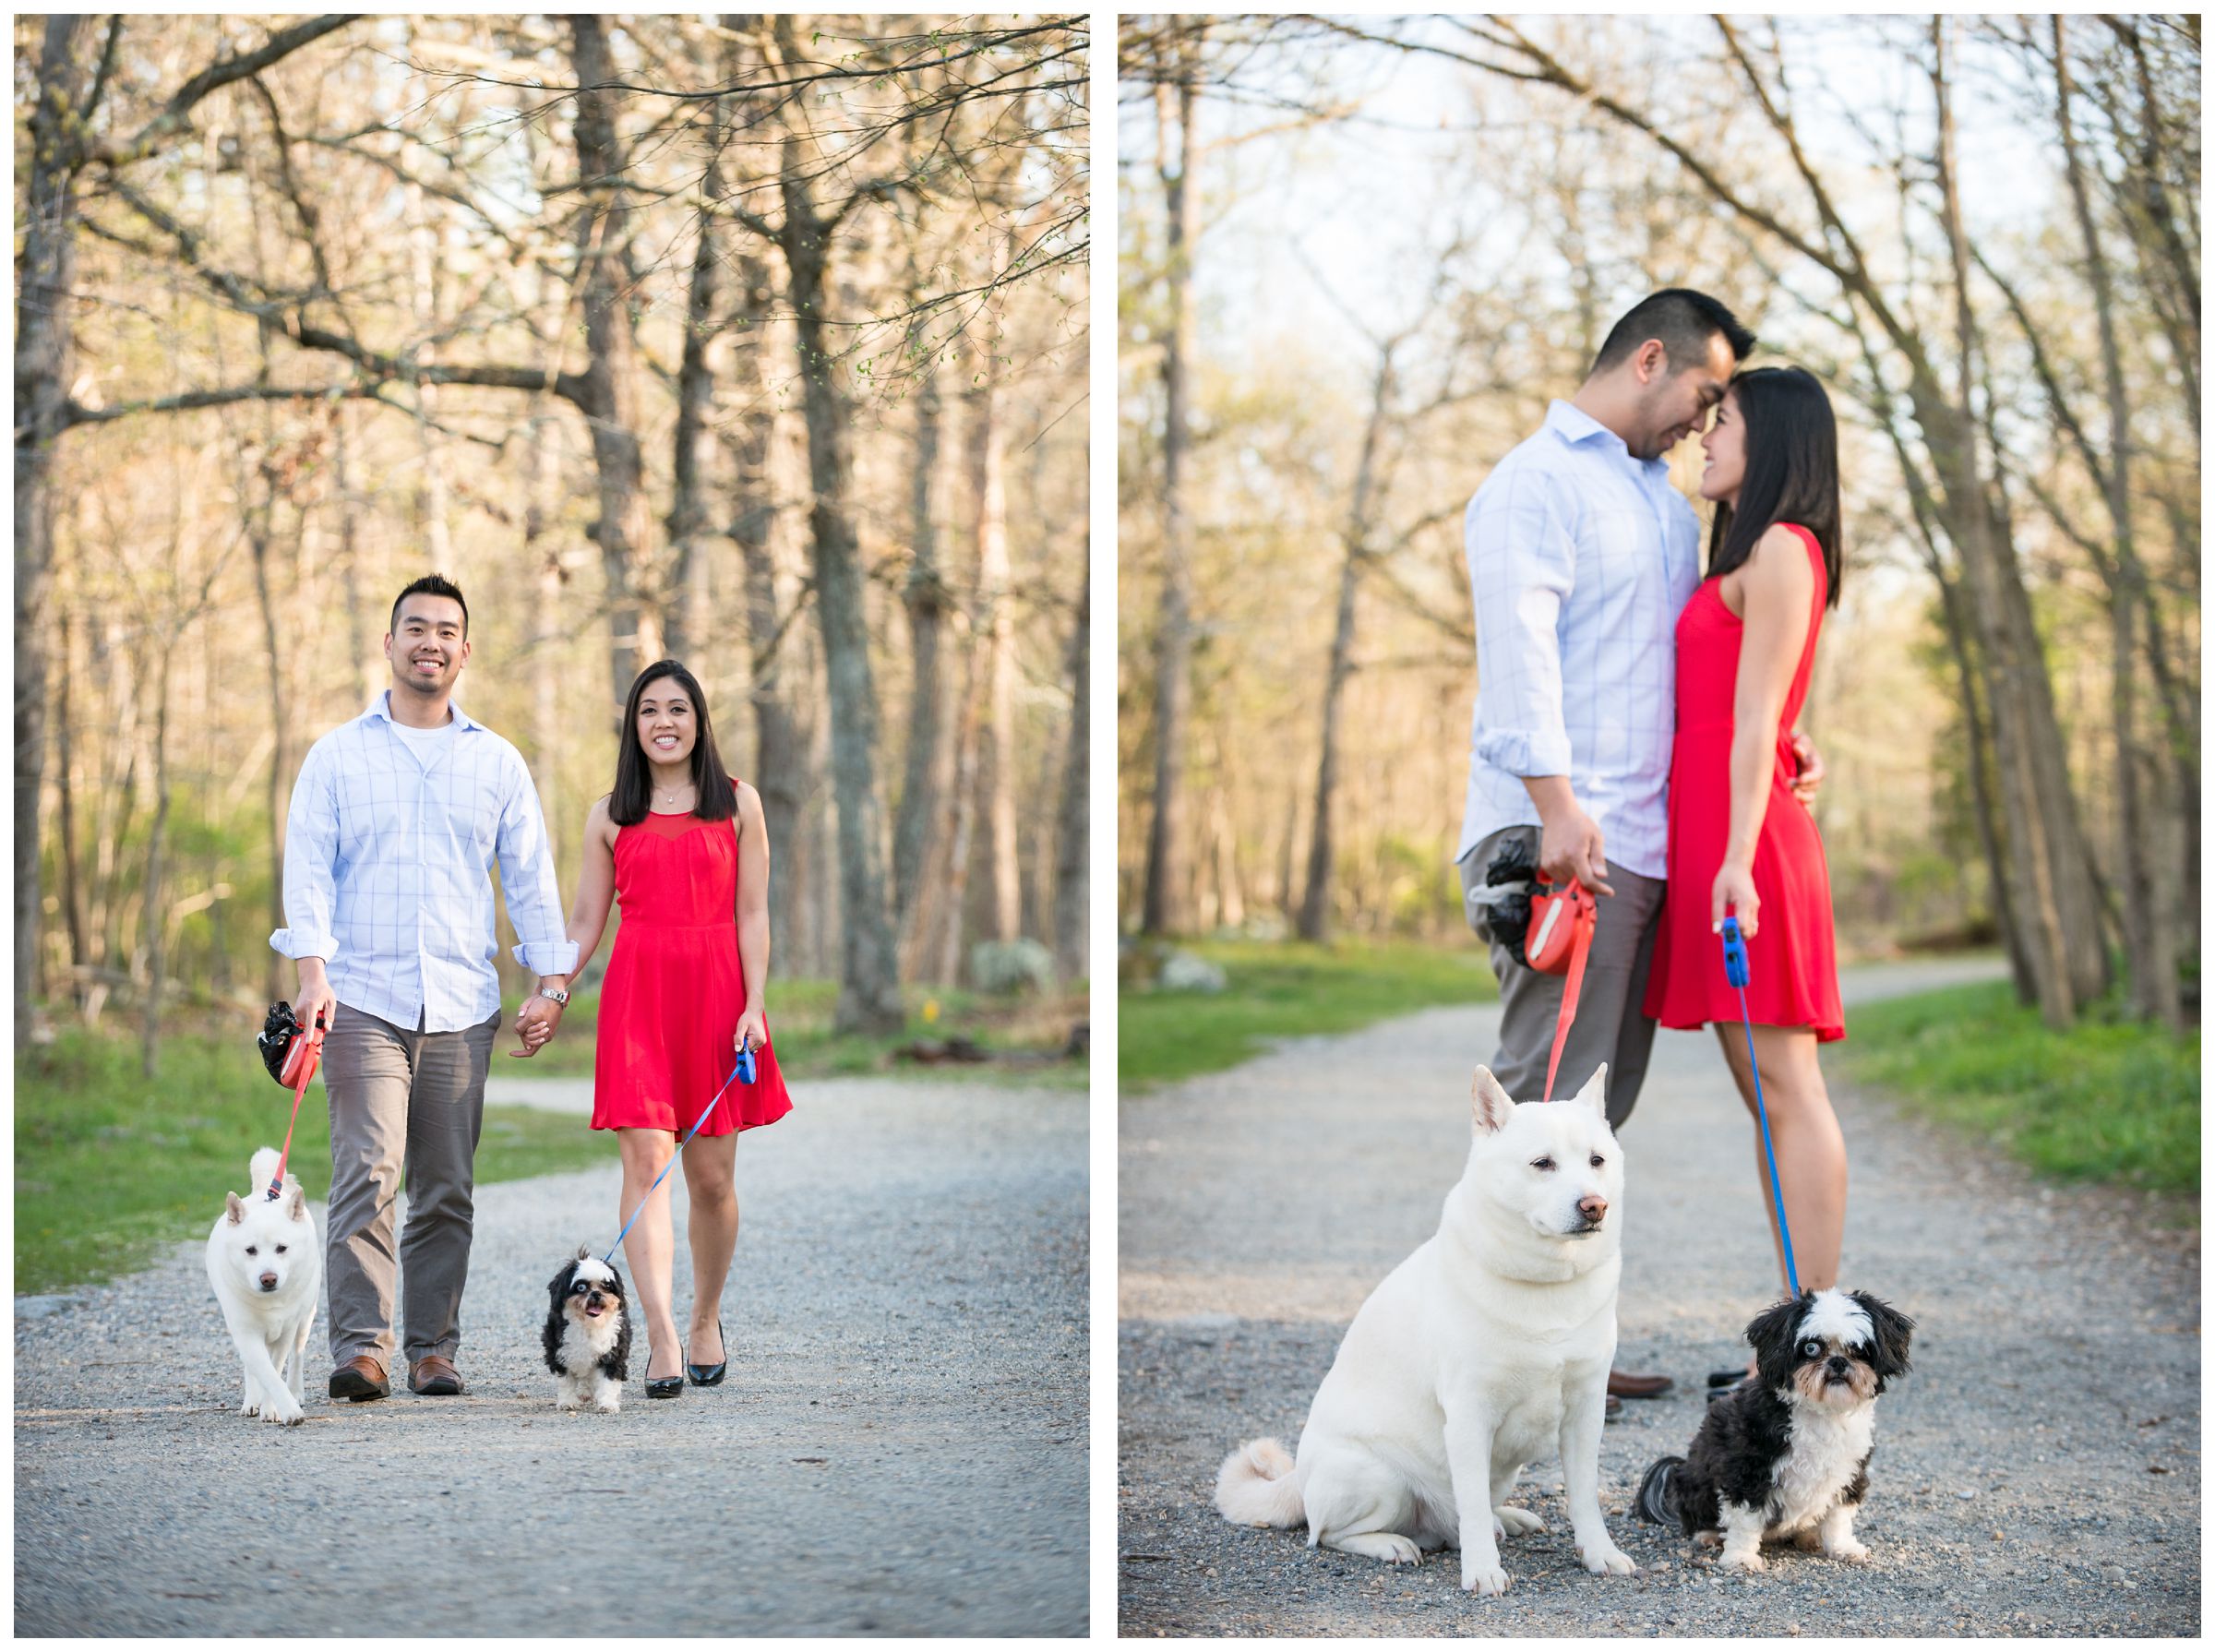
723,249,809,980
139,644,177,1077
1299,347,1394,941
776,80,904,1033
1052,543,1089,984
967,323,1022,942
664,150,724,667
55,606,88,989
935,640,987,986
568,15,661,705
1141,55,1200,937
15,16,94,1043
2054,18,2177,1029
892,310,948,942
247,500,290,1007
1931,21,2107,1025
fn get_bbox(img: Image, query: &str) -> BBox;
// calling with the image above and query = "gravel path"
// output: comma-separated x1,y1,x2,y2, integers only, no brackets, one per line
18,1078,1087,1636
1119,959,2199,1636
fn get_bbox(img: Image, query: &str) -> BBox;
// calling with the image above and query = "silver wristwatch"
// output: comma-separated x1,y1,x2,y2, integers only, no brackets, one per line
536,986,570,1007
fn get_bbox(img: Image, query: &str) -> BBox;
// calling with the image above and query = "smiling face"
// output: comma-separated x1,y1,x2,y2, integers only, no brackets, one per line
1698,389,1748,505
384,594,469,700
1626,332,1736,461
635,682,698,775
563,1254,624,1324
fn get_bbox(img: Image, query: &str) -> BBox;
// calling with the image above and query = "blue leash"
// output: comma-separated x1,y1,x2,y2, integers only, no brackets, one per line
1721,916,1799,1297
604,1047,756,1266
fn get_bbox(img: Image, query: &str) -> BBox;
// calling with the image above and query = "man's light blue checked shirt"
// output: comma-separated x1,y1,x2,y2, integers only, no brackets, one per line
270,693,579,1034
1457,400,1703,881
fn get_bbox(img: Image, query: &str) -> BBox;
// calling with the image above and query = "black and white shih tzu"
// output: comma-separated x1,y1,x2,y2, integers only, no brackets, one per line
1637,1287,1914,1569
544,1246,631,1413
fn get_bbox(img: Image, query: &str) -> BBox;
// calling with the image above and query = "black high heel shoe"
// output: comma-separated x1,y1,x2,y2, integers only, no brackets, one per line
687,1320,727,1387
646,1348,685,1399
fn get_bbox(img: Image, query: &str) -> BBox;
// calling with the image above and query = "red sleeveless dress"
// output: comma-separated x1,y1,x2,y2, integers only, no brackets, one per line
590,802,793,1135
1644,523,1844,1041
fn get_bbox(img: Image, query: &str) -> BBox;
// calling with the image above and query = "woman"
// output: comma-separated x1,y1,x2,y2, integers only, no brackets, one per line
1644,365,1848,1318
536,659,792,1398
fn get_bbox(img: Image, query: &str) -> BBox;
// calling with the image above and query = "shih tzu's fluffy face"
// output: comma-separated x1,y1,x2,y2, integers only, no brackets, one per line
543,1245,631,1388
1748,1287,1913,1411
557,1251,625,1330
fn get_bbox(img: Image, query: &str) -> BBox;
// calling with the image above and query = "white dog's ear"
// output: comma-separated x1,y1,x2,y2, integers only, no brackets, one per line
1471,1067,1515,1134
1570,1062,1610,1119
225,1191,246,1225
285,1183,307,1221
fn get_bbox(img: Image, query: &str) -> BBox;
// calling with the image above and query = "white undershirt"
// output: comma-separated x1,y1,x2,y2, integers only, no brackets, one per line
388,713,458,767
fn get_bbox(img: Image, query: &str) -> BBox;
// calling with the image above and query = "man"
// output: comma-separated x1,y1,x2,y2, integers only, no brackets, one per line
1456,291,1821,1406
272,575,577,1401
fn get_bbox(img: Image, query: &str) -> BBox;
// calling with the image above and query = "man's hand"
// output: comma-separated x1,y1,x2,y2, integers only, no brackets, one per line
292,960,336,1036
510,992,563,1058
1789,728,1826,806
1537,804,1614,898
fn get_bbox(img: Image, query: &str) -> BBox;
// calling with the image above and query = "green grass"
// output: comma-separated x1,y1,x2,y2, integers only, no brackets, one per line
1119,938,1497,1091
18,976,1084,1294
15,1027,607,1296
519,978,1087,1088
1840,981,2199,1201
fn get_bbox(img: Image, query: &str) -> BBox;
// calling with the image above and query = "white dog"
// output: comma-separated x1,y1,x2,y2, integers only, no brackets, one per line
205,1146,321,1426
1215,1064,1636,1596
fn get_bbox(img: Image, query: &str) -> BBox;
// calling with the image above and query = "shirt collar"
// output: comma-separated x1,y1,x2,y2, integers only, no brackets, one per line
1545,399,1669,477
366,689,479,734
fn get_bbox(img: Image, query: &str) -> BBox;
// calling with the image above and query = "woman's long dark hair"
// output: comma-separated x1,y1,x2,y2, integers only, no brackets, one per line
610,659,736,825
1706,365,1843,608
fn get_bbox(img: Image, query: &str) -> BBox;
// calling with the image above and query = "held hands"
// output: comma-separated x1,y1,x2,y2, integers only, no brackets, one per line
510,992,564,1059
734,1005,767,1059
1538,804,1615,898
1712,858,1760,939
1789,729,1826,806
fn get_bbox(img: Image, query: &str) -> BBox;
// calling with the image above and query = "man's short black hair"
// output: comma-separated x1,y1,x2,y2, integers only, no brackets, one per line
1591,289,1756,378
389,573,468,638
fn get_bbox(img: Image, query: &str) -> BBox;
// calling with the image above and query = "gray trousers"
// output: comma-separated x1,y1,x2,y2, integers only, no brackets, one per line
322,1005,498,1369
1460,825,1666,1130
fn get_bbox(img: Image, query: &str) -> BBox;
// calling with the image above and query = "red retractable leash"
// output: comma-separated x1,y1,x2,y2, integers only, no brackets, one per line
1527,874,1598,1103
269,1012,327,1199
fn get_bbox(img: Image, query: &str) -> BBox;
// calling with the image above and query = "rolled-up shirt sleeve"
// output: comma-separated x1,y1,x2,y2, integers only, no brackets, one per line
269,740,341,964
496,753,581,977
1467,465,1575,778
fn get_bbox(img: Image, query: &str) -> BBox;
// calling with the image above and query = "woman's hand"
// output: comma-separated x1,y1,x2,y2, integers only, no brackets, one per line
734,1004,768,1059
510,993,563,1058
1712,858,1761,939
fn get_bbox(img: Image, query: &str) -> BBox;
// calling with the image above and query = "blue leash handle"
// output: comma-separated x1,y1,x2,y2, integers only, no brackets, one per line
603,1047,756,1265
1722,916,1799,1298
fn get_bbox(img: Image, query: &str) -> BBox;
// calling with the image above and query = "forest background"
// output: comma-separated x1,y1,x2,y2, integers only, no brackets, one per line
17,12,1091,1078
1118,13,2198,1041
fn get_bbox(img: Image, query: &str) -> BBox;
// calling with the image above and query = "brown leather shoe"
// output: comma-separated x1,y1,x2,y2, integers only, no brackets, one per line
329,1355,390,1401
1605,1394,1622,1420
407,1354,466,1395
1607,1367,1674,1400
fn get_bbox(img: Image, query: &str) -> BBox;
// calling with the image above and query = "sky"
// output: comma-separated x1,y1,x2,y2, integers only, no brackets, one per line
1121,15,2065,389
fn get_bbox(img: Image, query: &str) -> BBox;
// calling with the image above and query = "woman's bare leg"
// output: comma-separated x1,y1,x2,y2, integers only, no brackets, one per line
616,1128,683,1381
1711,1023,1848,1294
681,1130,740,1365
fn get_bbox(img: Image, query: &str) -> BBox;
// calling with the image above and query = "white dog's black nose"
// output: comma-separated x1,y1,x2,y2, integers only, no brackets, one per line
258,1273,280,1291
1576,1194,1608,1225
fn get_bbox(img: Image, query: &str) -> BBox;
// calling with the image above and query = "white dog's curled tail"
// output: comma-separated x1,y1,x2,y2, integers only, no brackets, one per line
248,1146,283,1191
1214,1437,1304,1529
